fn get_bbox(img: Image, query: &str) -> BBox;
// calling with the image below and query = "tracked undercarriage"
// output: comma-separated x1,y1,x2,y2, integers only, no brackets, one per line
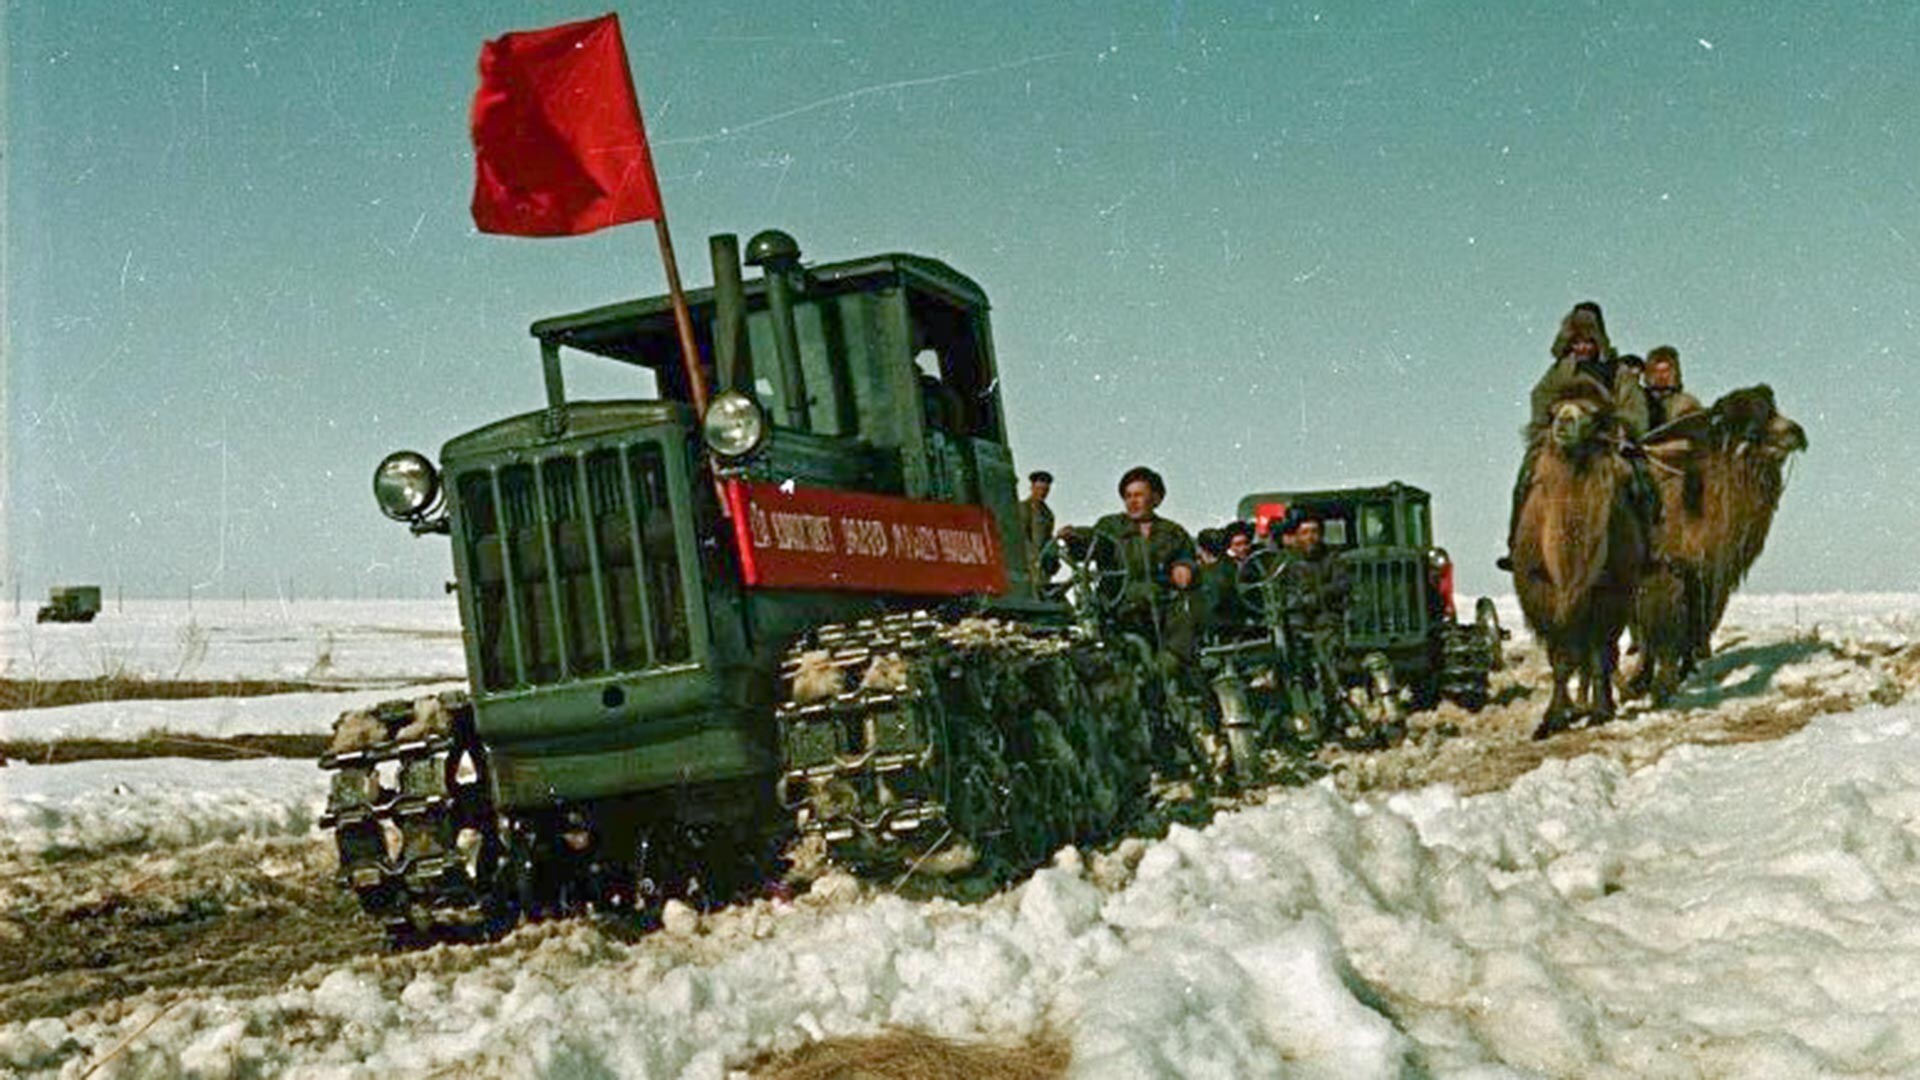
319,608,1224,937
320,692,497,937
775,612,1161,881
321,693,779,939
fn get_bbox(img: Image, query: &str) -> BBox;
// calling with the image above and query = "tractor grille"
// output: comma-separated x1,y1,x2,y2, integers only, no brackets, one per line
456,443,691,691
1344,554,1427,645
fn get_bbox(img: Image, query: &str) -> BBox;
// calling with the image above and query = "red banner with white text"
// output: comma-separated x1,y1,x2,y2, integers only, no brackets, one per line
724,481,1007,596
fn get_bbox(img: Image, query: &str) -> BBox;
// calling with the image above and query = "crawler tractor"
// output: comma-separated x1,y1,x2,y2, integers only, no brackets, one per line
321,232,1158,935
1240,484,1506,710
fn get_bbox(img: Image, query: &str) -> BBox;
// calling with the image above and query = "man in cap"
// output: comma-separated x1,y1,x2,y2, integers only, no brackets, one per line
1076,466,1198,664
1016,470,1057,584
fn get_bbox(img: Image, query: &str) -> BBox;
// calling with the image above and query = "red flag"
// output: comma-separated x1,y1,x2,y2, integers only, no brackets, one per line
470,13,663,236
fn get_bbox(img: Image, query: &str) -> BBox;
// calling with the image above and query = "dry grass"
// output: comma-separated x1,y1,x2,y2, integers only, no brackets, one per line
0,676,344,711
749,1028,1071,1080
0,732,329,765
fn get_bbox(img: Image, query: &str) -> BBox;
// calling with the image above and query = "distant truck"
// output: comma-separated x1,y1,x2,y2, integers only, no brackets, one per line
36,585,102,624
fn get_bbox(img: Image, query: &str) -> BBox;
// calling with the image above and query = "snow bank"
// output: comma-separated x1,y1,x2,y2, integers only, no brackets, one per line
0,758,326,863
16,701,1920,1078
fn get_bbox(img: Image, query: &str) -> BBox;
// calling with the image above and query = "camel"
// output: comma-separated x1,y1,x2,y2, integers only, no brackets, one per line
1511,391,1652,738
1630,385,1808,699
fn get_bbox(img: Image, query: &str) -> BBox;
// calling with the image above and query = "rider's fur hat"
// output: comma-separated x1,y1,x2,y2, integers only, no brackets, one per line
1551,306,1614,361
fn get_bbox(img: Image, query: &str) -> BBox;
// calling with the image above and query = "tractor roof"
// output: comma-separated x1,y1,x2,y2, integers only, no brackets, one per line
1236,481,1431,520
529,252,988,366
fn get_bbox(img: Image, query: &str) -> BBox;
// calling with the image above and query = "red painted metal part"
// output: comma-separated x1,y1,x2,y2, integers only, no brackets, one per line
722,479,1007,596
1252,502,1289,538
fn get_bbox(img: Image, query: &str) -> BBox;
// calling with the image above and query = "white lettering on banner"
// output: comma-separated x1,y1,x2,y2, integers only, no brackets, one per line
937,527,988,565
840,517,891,558
743,486,999,576
767,511,836,553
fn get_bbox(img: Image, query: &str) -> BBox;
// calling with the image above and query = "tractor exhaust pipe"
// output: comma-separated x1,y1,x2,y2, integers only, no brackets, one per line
708,234,751,395
745,229,809,432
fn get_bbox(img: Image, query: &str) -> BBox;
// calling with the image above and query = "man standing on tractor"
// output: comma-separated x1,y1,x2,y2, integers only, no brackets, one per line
1193,522,1251,627
1282,517,1350,640
1017,469,1056,583
1223,521,1255,565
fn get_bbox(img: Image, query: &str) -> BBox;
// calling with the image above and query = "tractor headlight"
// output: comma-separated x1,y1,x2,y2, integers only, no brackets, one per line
703,390,768,460
373,451,441,521
1427,547,1452,572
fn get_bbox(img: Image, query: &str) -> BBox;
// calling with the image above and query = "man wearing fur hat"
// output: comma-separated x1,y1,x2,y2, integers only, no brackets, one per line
1499,305,1655,570
1530,306,1649,436
1642,346,1703,430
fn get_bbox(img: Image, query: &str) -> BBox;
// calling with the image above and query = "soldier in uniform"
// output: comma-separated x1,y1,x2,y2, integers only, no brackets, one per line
1642,346,1703,430
1016,470,1056,583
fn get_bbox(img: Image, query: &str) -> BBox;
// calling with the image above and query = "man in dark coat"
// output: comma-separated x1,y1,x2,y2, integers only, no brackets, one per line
1280,518,1350,639
1082,465,1198,664
1200,520,1255,626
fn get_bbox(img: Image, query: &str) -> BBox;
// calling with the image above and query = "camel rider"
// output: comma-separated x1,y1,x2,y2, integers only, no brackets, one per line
1642,346,1703,430
1499,306,1656,571
1061,466,1200,667
1529,308,1648,435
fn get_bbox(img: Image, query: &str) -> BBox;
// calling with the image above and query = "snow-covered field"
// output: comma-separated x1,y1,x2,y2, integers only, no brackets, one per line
5,596,1920,1077
0,599,464,684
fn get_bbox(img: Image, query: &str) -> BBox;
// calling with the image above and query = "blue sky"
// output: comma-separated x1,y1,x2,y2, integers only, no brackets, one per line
5,1,1913,601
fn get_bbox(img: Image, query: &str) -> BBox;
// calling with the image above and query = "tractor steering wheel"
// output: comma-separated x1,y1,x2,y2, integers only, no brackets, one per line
1234,546,1296,619
1043,530,1130,618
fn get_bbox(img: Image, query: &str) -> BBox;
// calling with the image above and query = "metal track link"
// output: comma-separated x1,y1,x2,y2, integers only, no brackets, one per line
777,611,1152,876
318,690,494,934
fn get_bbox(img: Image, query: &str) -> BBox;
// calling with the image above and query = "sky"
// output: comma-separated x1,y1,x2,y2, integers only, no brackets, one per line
4,0,1914,602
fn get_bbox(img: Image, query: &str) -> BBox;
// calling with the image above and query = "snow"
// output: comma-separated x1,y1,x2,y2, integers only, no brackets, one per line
7,597,1920,1077
0,684,464,744
0,598,466,745
0,599,464,684
0,758,326,864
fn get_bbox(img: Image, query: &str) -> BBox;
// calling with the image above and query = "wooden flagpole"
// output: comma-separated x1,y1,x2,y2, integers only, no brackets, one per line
651,217,709,418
